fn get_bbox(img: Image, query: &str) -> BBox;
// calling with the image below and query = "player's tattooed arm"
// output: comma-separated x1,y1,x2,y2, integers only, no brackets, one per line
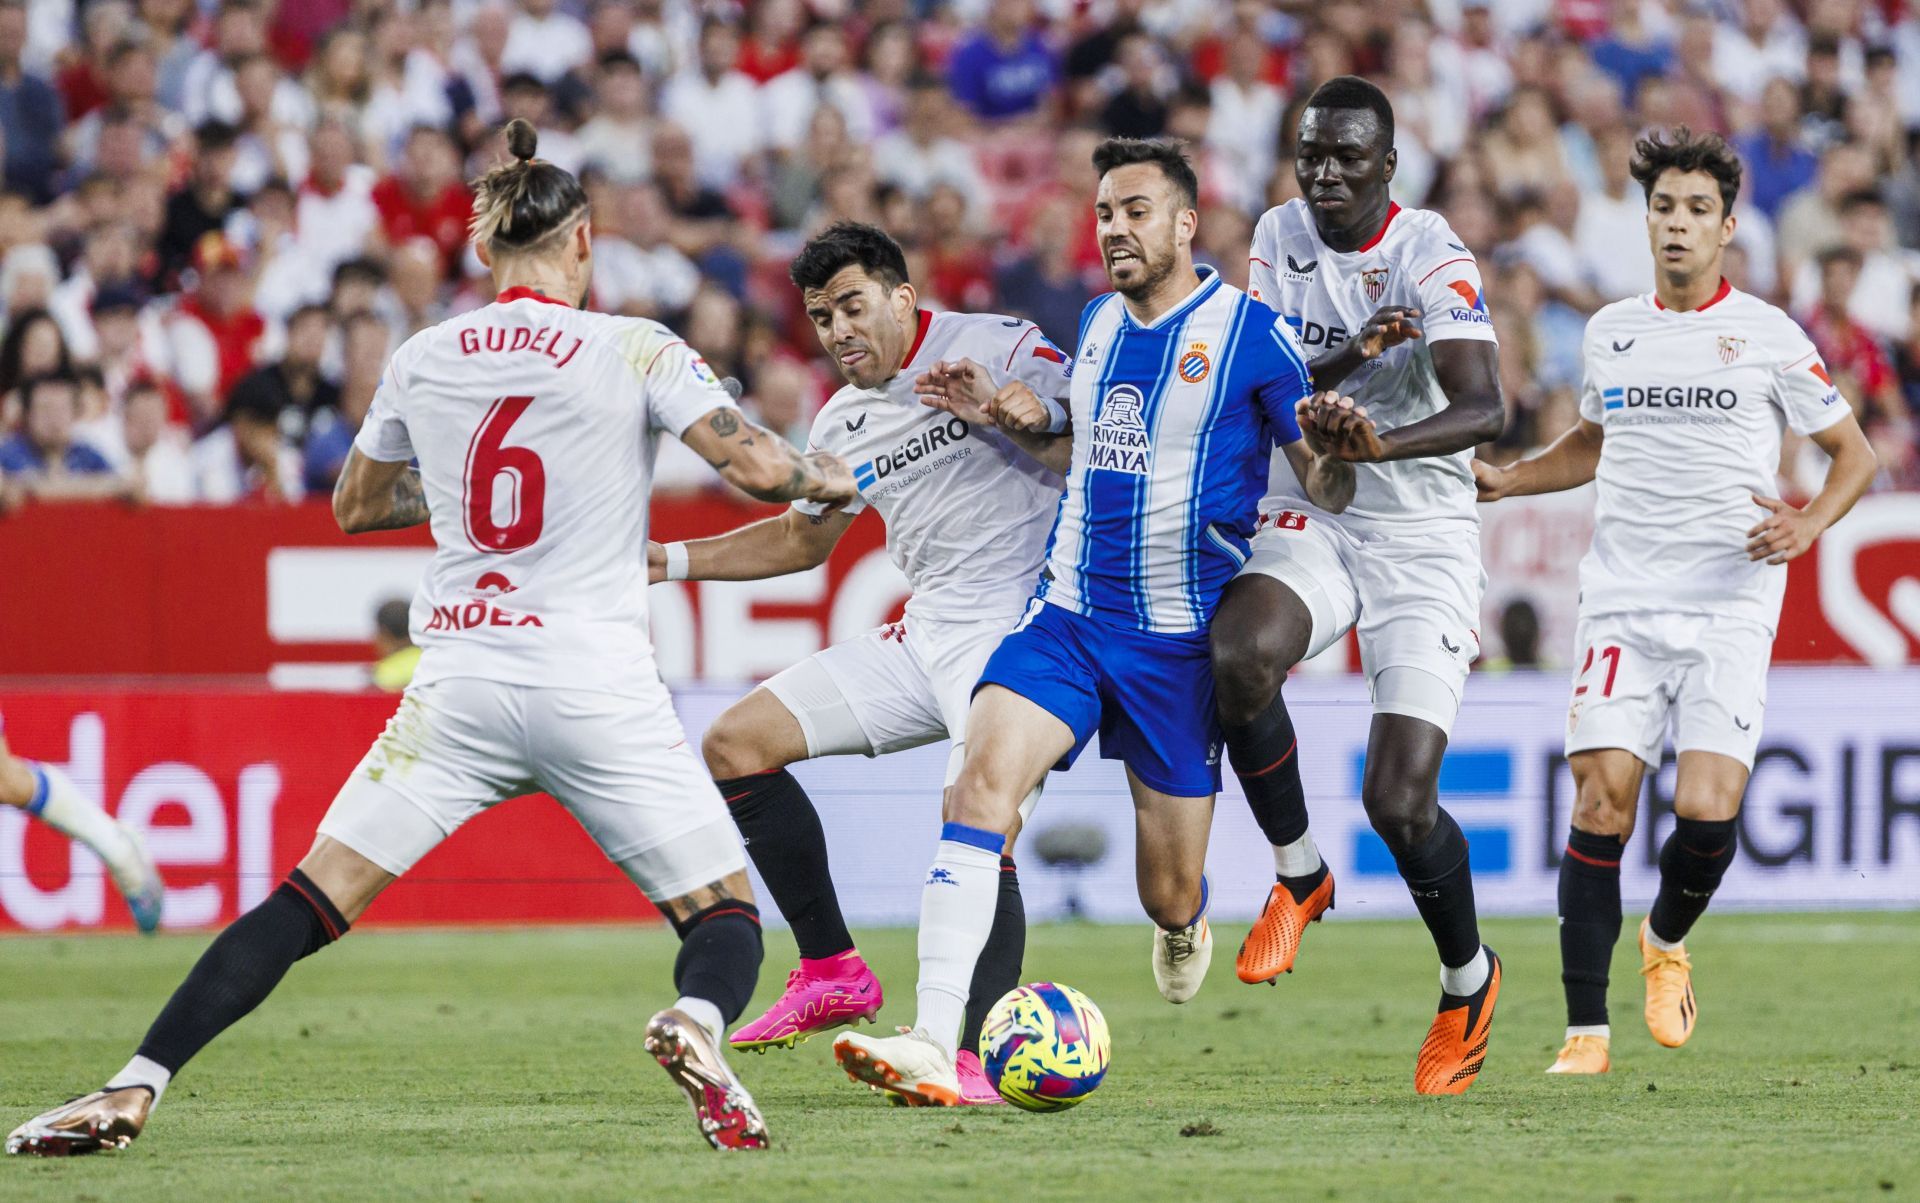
333,447,430,533
647,507,856,583
1472,418,1604,501
681,405,859,506
1307,305,1423,392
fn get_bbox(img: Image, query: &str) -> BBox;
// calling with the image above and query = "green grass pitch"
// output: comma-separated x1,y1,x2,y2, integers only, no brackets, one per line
2,913,1916,1202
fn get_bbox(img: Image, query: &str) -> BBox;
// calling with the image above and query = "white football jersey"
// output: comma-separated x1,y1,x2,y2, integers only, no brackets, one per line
794,309,1070,621
1249,201,1499,529
355,288,736,695
1577,281,1850,632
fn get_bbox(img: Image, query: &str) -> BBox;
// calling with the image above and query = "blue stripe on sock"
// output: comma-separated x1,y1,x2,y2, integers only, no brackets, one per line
939,822,1003,854
24,763,49,816
1180,874,1210,930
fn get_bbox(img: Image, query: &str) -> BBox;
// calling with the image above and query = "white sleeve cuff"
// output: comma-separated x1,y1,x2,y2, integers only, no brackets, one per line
1040,396,1070,434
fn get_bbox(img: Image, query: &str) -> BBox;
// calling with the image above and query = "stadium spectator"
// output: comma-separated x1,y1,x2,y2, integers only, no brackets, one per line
230,302,335,456
371,125,471,274
1575,127,1656,302
1736,78,1821,223
589,180,699,319
1206,37,1285,217
947,0,1058,123
763,21,873,154
501,0,592,87
1711,0,1806,105
575,53,652,184
190,362,301,503
660,18,764,191
301,309,381,493
0,372,128,505
994,193,1095,352
0,306,69,412
0,0,65,203
167,233,266,425
872,75,987,206
120,374,194,503
1788,191,1920,344
1587,0,1674,104
370,596,418,691
158,123,245,287
1800,246,1914,482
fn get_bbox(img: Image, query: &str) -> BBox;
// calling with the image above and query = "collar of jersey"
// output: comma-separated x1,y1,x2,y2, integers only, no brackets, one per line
495,286,573,307
1650,277,1732,313
1118,266,1220,332
902,308,934,369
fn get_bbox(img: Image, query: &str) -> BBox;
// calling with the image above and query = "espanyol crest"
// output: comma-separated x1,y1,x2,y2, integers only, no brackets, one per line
1360,267,1390,304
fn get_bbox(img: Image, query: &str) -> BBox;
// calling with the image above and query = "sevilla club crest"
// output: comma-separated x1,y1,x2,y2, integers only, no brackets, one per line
1360,267,1390,304
1717,335,1746,364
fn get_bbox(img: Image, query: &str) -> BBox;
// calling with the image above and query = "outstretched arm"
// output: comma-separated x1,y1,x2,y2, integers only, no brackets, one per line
1472,418,1605,501
334,447,430,533
679,406,859,506
650,507,856,583
1360,339,1505,461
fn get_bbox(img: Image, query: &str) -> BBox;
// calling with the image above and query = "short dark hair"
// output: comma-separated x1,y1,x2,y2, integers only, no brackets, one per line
1630,126,1742,215
789,221,910,291
1816,245,1863,271
1091,137,1198,210
1838,188,1886,215
19,371,78,412
195,120,241,151
1303,75,1395,149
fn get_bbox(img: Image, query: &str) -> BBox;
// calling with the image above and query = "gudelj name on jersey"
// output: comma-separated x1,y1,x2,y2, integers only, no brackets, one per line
1600,385,1741,412
852,416,971,491
1088,384,1151,475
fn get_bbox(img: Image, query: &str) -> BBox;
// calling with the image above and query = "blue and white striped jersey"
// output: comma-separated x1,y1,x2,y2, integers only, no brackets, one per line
1038,269,1312,634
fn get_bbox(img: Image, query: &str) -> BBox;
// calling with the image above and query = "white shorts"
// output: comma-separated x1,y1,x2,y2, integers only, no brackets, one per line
761,612,1041,816
1564,610,1772,769
1237,509,1485,733
317,678,745,901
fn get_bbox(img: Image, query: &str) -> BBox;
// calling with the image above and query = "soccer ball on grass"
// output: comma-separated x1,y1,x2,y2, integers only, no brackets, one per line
978,982,1110,1111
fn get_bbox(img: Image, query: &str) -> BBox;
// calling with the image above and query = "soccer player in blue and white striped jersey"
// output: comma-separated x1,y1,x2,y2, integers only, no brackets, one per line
832,138,1368,1104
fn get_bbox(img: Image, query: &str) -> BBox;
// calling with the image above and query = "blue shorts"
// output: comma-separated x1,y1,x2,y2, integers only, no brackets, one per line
975,600,1222,797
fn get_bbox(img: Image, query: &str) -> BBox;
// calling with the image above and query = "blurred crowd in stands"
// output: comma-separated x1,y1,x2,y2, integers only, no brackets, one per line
1,0,1917,511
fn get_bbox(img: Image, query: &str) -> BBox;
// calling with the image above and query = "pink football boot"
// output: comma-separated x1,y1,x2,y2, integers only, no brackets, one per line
729,952,883,1052
955,1049,1007,1106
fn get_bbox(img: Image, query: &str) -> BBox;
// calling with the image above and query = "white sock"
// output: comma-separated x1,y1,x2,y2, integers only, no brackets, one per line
914,825,1003,1060
1273,832,1322,878
672,996,725,1044
1566,1024,1610,1041
1644,924,1684,952
105,1054,172,1106
24,761,132,863
1439,946,1490,996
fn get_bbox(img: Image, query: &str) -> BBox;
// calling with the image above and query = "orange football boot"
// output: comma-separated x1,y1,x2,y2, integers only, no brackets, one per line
1414,947,1501,1095
1235,872,1334,984
1545,1034,1611,1075
1639,920,1696,1048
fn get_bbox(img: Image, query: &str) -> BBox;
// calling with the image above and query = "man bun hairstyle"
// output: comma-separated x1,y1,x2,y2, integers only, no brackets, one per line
1304,75,1395,148
469,118,590,254
790,221,910,291
1091,137,1199,210
1630,126,1742,216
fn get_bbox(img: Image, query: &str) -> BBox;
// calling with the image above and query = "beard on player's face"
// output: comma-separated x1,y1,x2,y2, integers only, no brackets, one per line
1106,231,1177,299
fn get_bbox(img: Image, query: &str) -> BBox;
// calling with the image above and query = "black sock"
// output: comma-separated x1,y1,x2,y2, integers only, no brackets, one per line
672,900,764,1025
716,770,853,962
1221,689,1312,878
136,869,347,1074
960,855,1024,1060
1390,807,1482,972
1559,827,1625,1028
1648,817,1737,945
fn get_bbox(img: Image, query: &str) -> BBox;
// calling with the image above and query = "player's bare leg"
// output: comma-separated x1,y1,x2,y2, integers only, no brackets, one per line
1361,711,1500,1095
834,685,1068,1106
1131,773,1217,1004
7,836,387,1156
705,690,885,1052
646,869,771,1151
1548,748,1643,1074
1210,576,1333,983
1639,751,1746,1049
0,735,165,933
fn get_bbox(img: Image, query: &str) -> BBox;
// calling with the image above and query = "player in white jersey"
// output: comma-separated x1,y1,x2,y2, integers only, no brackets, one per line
1213,77,1509,1095
0,716,163,931
646,223,1068,1105
7,121,859,1158
1474,129,1875,1076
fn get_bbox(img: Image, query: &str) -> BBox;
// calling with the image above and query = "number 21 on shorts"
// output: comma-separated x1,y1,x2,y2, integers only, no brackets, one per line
464,395,546,552
1569,643,1622,728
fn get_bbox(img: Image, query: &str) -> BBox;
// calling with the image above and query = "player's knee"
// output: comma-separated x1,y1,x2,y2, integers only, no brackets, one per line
1210,626,1292,727
946,768,1020,833
701,718,782,780
1137,873,1203,930
1363,784,1437,854
1570,784,1637,838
